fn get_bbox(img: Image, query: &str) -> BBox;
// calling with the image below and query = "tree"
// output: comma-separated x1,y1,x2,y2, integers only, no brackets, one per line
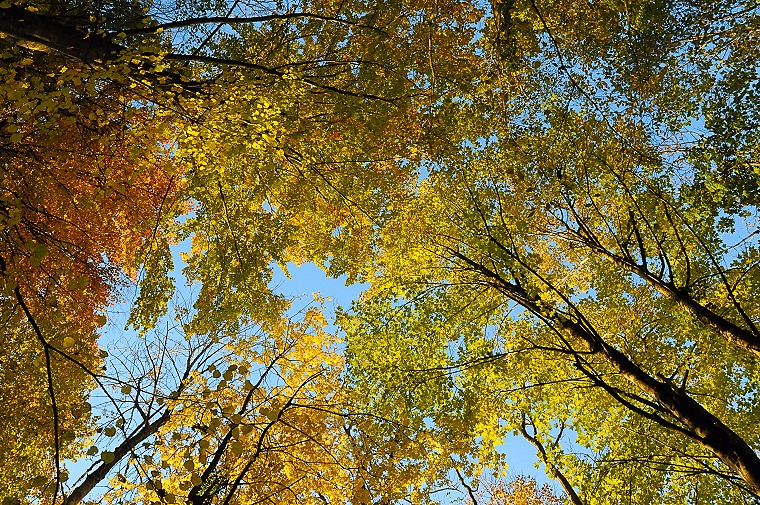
8,0,760,502
0,55,183,498
342,0,760,503
1,0,489,502
58,303,352,505
19,295,475,505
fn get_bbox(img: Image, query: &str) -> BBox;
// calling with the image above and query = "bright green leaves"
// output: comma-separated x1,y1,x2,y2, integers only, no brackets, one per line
338,2,760,500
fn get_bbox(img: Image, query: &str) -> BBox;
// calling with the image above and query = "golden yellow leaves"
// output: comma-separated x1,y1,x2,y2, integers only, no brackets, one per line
259,407,280,422
189,472,202,486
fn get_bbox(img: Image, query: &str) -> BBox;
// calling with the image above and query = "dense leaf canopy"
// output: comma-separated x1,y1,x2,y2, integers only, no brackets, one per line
2,0,760,503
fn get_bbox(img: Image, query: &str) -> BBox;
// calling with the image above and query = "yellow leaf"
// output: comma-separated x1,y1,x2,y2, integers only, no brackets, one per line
190,472,202,486
260,408,279,422
230,441,243,455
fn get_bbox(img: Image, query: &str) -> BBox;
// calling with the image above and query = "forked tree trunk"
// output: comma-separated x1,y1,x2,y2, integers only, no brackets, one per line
457,252,760,496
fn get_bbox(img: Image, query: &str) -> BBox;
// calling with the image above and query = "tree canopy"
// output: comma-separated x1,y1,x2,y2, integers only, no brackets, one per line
2,0,760,503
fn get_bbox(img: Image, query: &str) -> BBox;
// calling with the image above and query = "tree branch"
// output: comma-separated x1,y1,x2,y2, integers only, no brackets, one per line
119,12,388,36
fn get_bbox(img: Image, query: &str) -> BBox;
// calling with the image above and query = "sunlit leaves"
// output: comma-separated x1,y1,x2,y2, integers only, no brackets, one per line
7,0,760,502
341,1,760,502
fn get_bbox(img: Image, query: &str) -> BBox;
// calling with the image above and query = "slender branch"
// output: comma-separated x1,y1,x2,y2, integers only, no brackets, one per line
453,466,479,505
0,255,63,503
163,53,401,102
119,12,388,36
518,415,585,505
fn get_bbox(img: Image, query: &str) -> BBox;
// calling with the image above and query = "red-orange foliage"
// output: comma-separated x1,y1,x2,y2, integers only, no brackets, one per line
1,107,181,329
0,75,184,495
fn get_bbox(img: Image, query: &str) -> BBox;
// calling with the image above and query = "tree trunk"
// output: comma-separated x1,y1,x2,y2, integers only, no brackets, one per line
64,409,171,505
457,252,760,495
0,5,125,64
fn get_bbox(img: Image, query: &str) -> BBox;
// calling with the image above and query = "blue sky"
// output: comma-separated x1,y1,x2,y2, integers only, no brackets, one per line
63,236,550,500
271,261,550,484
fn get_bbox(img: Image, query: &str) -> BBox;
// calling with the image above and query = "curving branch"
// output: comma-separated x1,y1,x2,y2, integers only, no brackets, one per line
450,247,760,495
0,254,63,503
518,415,585,505
119,12,389,36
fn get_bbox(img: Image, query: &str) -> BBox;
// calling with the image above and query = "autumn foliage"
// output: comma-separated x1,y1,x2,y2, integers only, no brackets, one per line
0,48,183,496
479,477,562,505
3,0,760,504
